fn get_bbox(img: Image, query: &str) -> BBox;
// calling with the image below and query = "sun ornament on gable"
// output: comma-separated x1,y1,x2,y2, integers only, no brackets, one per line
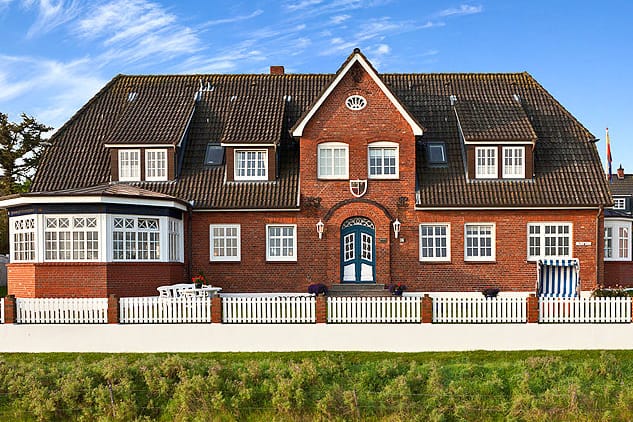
290,48,424,138
345,95,367,110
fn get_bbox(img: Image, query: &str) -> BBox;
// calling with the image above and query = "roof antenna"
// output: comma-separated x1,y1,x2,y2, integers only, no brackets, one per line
449,95,457,106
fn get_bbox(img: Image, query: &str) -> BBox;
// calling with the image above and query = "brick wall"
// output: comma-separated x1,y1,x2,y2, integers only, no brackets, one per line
7,262,185,297
191,208,602,294
604,262,633,287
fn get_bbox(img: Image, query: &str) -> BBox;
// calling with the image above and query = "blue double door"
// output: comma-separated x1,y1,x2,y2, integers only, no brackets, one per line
341,217,376,283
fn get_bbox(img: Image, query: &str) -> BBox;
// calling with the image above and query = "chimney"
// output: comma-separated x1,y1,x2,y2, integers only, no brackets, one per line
270,66,285,75
617,164,625,180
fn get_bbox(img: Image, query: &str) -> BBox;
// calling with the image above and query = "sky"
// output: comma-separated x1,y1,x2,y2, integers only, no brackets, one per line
0,0,631,174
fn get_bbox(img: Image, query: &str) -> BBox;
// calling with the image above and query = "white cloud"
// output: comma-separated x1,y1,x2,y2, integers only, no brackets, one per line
24,0,81,38
375,43,390,55
330,14,350,24
438,4,483,17
201,9,263,27
75,0,202,65
421,21,445,29
285,0,323,11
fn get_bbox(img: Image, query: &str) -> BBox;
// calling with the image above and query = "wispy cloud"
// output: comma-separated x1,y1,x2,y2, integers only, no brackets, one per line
200,9,263,28
330,14,350,24
75,0,202,65
24,0,81,38
285,0,323,11
438,4,483,17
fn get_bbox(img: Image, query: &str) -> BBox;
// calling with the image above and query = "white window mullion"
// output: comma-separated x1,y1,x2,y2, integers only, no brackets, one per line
266,224,297,262
318,142,349,179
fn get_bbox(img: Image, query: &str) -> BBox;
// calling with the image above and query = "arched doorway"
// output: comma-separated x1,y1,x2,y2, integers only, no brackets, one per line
341,216,375,283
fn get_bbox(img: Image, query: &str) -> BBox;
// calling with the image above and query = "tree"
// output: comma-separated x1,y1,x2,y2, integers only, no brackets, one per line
0,113,52,253
0,113,52,195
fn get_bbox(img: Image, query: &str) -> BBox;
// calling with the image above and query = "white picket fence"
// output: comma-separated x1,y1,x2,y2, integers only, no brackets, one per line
433,296,527,323
119,296,212,323
222,294,315,323
0,299,3,324
16,298,108,324
328,296,420,323
539,297,632,323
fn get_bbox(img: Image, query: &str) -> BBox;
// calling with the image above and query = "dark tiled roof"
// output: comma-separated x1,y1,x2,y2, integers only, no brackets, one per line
31,68,611,210
221,94,286,145
609,175,633,196
454,97,537,142
105,77,196,145
24,183,187,203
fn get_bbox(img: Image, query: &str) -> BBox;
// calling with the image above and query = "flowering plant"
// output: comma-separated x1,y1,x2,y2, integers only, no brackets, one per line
481,287,500,298
389,283,406,296
192,272,207,286
308,283,328,296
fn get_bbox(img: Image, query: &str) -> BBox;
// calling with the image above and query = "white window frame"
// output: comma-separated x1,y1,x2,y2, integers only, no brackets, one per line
266,224,297,262
145,149,168,181
168,218,184,262
317,142,349,179
43,215,100,262
112,216,161,261
209,224,241,262
464,223,496,262
118,149,141,181
10,216,36,262
475,147,497,179
419,223,451,262
614,198,626,210
605,220,631,261
527,222,573,261
368,141,399,179
235,149,268,181
502,146,525,179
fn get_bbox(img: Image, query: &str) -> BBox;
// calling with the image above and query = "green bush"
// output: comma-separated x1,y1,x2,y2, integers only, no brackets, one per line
0,351,631,420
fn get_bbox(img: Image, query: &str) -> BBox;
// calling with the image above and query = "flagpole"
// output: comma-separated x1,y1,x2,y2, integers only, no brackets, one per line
606,127,613,182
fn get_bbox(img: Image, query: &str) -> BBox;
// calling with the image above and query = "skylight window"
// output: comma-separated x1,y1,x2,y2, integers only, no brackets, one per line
427,143,447,166
205,144,224,166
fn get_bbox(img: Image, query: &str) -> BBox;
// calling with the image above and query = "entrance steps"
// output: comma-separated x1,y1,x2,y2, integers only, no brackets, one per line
328,284,391,297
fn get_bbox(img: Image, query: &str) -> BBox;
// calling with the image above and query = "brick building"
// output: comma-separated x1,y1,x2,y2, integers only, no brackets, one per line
604,165,633,287
0,49,611,297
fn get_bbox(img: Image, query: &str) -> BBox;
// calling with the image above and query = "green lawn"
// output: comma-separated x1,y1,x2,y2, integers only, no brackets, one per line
0,351,631,420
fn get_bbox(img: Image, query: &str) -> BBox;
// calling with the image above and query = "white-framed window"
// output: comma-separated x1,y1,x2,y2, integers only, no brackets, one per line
419,224,451,262
527,223,572,260
112,216,160,261
168,219,183,262
11,216,36,262
235,150,268,181
210,224,241,262
118,149,140,181
427,143,447,166
465,223,495,261
266,224,297,262
502,147,525,178
145,149,167,181
318,142,349,179
45,216,99,261
605,221,631,261
614,198,626,210
368,142,399,179
475,147,497,179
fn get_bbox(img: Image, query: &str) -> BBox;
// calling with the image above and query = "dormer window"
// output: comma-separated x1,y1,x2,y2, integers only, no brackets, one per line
235,150,267,181
475,147,497,179
427,143,447,166
118,149,140,181
205,143,224,166
502,147,525,178
145,149,167,181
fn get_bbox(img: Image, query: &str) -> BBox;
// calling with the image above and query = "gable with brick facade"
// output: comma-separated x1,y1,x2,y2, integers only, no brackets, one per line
0,49,611,298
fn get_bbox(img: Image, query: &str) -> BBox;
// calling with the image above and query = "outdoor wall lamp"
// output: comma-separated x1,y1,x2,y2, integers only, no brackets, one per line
392,218,401,239
316,219,325,239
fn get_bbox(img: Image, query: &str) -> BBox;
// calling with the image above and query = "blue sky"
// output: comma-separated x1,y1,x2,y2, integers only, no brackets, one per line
0,0,631,173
